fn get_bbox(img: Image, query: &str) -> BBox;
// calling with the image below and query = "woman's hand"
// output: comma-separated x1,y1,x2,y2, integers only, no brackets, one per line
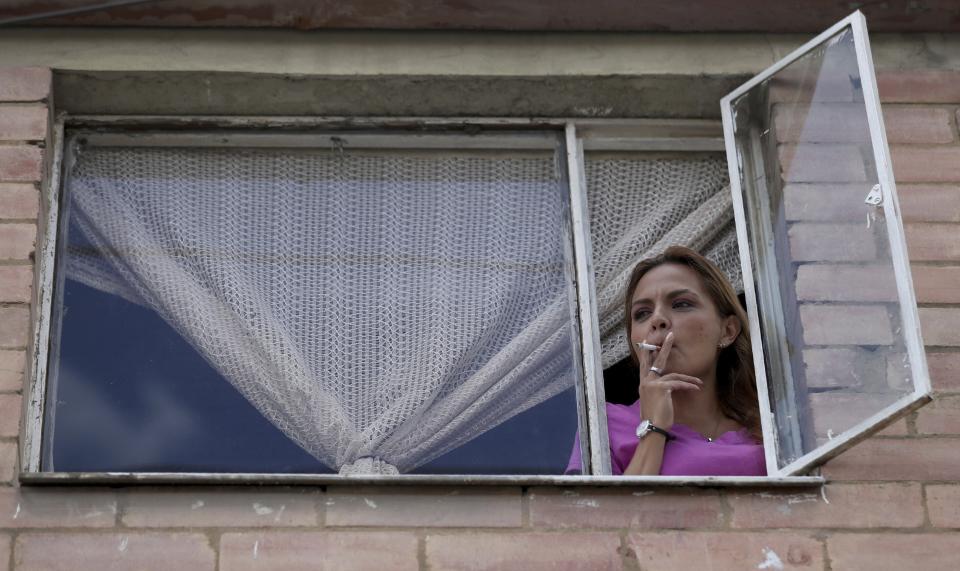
638,332,703,428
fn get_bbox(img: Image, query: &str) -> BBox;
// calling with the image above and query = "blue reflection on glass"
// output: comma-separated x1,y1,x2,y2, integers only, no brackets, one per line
48,279,577,474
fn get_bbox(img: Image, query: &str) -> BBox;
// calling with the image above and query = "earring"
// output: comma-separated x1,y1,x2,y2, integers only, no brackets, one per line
718,342,726,349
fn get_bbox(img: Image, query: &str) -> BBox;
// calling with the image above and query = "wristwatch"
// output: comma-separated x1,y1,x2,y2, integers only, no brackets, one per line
636,419,674,441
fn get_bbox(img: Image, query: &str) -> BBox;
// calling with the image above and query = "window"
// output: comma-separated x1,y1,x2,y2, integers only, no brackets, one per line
23,10,931,482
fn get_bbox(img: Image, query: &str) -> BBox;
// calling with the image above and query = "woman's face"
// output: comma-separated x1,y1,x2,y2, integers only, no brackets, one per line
629,263,738,380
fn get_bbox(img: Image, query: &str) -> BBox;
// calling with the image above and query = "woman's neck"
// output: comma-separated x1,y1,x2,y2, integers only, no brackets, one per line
671,373,726,435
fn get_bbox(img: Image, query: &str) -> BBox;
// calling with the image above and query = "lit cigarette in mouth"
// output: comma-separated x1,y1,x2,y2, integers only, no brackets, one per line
636,342,661,351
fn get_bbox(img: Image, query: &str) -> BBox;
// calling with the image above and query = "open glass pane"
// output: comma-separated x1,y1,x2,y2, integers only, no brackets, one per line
722,12,931,475
43,131,585,476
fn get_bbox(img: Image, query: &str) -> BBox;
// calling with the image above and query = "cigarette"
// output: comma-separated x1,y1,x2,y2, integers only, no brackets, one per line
636,342,660,351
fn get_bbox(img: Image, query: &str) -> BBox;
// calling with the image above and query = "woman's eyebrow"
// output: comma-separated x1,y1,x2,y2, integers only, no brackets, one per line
631,288,697,307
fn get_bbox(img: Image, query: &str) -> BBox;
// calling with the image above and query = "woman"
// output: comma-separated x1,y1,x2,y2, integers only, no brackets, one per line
567,246,765,476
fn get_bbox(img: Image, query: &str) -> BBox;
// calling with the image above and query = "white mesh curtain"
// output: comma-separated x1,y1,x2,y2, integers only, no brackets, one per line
64,142,579,474
63,139,736,475
584,155,739,368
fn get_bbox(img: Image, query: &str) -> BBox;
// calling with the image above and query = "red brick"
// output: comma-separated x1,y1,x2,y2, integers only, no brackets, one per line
878,70,960,103
0,106,47,142
220,532,418,571
0,488,117,528
783,183,872,222
426,532,621,571
0,266,31,303
926,484,960,527
728,483,922,529
0,69,50,102
796,264,896,303
0,223,35,260
928,351,960,391
809,393,906,440
915,395,960,434
528,488,723,529
885,106,955,144
800,304,893,346
15,532,214,571
0,147,41,182
121,488,318,527
905,223,960,261
892,146,960,183
779,144,867,183
627,532,823,571
920,307,960,347
822,437,960,481
912,265,960,303
788,223,877,262
326,486,520,528
828,533,960,569
877,417,910,436
0,394,20,438
0,351,24,392
775,105,953,144
0,534,8,571
0,183,38,219
0,307,29,349
803,348,885,389
899,185,960,222
0,442,15,484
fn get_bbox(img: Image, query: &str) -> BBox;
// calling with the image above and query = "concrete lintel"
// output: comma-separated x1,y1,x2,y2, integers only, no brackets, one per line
54,71,749,118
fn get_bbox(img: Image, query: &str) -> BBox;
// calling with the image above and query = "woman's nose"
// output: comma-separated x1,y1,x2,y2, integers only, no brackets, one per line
648,308,669,331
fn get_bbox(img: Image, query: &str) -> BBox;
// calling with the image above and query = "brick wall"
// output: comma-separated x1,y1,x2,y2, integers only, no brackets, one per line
0,66,958,570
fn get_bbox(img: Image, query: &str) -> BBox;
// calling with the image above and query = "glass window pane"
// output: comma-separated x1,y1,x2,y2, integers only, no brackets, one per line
44,134,584,475
726,24,925,471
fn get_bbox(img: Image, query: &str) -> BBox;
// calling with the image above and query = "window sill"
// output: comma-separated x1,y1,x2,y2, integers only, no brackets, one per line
19,472,825,487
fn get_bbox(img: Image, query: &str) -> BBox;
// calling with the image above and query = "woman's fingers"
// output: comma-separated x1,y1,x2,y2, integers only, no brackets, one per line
655,379,702,392
651,332,674,372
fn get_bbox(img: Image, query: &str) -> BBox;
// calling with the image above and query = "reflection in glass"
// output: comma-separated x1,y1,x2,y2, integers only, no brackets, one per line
729,27,917,469
44,137,583,475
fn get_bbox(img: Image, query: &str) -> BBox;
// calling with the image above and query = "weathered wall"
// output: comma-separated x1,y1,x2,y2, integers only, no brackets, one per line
0,58,959,570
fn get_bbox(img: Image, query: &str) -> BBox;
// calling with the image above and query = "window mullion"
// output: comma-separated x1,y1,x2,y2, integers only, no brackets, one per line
564,123,611,475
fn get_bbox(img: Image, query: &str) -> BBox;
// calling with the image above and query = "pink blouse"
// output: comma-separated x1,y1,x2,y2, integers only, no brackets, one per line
566,400,766,476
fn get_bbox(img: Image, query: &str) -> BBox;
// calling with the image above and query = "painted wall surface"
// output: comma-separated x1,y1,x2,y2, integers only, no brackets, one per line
0,34,959,568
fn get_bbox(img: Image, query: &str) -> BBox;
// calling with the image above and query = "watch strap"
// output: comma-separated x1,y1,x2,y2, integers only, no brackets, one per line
637,420,675,441
647,424,675,441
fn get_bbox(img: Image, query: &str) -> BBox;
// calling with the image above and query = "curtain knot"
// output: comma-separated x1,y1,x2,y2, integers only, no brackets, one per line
338,457,400,476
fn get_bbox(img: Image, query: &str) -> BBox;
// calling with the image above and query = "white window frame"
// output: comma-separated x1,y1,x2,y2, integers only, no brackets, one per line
721,10,933,477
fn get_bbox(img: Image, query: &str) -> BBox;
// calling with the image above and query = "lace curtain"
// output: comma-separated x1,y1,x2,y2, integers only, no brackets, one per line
63,140,735,475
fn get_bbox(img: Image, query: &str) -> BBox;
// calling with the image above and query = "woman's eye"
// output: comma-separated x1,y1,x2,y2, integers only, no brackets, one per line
633,309,651,321
673,299,694,309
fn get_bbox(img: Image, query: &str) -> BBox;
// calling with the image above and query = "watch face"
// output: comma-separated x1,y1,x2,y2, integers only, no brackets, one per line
636,420,651,438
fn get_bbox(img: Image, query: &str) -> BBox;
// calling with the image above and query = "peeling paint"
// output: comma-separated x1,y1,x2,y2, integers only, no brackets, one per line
274,504,286,522
363,497,378,509
253,540,259,559
13,503,20,519
631,491,655,497
757,547,784,570
190,500,205,510
118,536,129,552
820,486,830,504
252,503,274,516
573,498,599,508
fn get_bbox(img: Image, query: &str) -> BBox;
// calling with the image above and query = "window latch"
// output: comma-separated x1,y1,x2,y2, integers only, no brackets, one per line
864,184,883,206
865,184,883,229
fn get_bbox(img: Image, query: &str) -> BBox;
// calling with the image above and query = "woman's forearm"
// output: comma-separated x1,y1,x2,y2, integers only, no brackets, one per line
622,434,667,475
